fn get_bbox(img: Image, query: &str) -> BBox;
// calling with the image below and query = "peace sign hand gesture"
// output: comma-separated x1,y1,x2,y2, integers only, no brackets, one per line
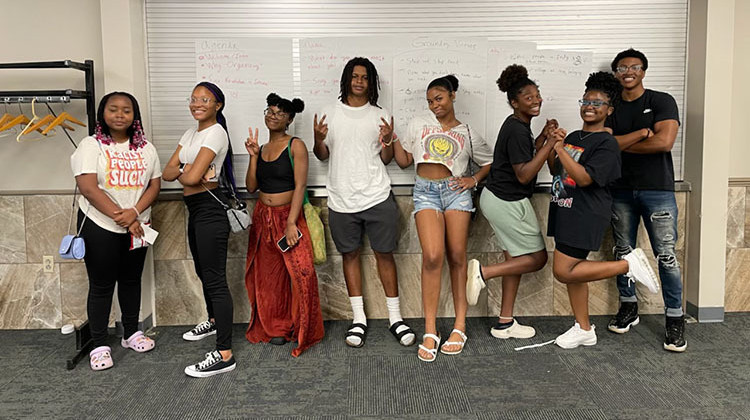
245,127,260,156
379,116,395,147
313,114,328,143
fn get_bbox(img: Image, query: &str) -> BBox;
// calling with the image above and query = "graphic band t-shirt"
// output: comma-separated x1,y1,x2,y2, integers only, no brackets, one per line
177,123,229,182
70,136,162,233
322,101,394,213
402,112,492,177
485,115,535,201
605,89,680,190
547,131,621,251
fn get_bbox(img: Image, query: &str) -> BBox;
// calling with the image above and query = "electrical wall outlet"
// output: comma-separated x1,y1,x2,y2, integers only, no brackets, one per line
43,256,54,273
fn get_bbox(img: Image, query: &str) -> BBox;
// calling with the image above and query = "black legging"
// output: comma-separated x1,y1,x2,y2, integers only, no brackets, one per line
184,189,233,351
78,210,147,347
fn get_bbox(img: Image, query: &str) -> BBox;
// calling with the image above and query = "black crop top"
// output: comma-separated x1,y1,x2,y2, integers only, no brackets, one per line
257,138,296,193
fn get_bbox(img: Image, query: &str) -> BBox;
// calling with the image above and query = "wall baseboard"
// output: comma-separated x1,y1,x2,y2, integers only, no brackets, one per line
686,301,724,322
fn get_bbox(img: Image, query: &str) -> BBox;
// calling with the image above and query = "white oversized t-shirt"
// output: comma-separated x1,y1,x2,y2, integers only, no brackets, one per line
321,102,392,213
177,123,228,182
403,112,493,176
70,136,162,233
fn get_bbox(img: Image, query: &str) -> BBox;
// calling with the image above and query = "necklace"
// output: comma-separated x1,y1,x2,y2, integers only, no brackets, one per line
579,131,597,141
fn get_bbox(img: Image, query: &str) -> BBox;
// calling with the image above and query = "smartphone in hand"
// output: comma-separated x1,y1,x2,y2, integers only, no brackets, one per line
277,229,303,252
204,163,216,181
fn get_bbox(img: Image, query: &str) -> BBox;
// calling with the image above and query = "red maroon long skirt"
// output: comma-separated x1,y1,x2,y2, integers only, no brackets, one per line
244,201,324,357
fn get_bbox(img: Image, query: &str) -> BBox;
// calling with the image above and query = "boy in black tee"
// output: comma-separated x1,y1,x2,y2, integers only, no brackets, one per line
605,48,686,353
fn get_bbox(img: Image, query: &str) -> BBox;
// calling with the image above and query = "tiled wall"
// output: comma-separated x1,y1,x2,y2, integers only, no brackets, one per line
725,186,750,312
1,191,697,330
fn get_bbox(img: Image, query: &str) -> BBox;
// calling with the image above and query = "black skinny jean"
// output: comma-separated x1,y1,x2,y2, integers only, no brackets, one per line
184,189,233,351
78,210,148,347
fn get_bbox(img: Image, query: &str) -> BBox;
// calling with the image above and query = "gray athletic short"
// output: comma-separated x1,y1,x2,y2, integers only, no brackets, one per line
328,193,399,254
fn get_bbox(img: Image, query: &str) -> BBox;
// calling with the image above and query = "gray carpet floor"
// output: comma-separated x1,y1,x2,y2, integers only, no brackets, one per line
3,314,750,419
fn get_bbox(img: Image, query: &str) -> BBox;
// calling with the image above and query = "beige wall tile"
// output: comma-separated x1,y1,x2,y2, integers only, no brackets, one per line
154,259,206,326
314,254,351,320
151,201,186,260
0,196,26,264
25,195,73,264
725,248,750,312
60,261,88,327
0,264,61,329
726,187,746,248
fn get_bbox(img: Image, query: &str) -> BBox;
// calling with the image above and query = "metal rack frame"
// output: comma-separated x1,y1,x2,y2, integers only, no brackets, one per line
0,60,96,369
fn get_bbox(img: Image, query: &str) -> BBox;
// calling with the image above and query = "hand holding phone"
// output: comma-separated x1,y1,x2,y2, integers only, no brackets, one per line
203,163,216,182
277,229,303,252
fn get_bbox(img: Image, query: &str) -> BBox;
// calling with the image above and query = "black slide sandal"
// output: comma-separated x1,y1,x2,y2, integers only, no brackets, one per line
345,323,368,348
389,320,416,346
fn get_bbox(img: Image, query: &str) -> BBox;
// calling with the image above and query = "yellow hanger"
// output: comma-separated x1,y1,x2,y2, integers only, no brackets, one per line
22,114,54,135
41,111,86,135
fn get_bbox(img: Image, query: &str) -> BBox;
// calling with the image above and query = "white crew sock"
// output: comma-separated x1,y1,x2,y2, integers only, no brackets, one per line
386,296,415,345
347,296,366,346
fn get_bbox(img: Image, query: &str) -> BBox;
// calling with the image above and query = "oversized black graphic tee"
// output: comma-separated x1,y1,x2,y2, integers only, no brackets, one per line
547,131,621,251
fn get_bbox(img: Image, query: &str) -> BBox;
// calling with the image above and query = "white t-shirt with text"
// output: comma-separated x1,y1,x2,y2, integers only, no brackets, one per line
403,112,493,176
70,136,162,233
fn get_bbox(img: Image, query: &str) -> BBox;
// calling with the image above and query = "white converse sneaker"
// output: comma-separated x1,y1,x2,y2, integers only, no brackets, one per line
623,248,659,294
466,259,486,306
491,319,536,339
555,323,597,349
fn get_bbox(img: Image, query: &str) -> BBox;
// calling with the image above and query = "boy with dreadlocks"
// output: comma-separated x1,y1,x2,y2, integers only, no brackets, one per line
313,57,415,348
546,72,658,349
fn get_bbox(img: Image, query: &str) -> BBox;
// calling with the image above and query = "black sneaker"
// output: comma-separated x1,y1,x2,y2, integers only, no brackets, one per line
664,316,687,352
184,350,236,378
607,302,639,334
182,320,216,341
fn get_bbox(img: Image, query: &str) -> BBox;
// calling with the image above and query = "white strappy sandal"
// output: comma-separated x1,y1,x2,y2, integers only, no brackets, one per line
440,328,467,355
417,333,441,363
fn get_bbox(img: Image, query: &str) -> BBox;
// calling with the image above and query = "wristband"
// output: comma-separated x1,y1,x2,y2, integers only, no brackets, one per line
179,163,185,174
471,175,479,188
131,207,140,217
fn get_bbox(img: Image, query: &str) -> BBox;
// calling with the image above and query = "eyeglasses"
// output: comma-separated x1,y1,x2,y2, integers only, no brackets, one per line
264,108,288,118
188,97,215,105
579,99,610,107
615,64,643,74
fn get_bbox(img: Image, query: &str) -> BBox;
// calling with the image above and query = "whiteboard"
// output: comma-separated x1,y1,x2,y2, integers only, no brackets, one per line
195,38,293,151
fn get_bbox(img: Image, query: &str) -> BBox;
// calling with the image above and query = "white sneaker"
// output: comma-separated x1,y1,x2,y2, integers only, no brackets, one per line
466,259,486,306
555,323,597,349
623,248,659,294
491,319,536,339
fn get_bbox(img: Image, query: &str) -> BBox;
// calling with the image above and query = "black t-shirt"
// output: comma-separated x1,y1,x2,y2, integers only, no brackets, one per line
605,89,680,190
547,131,621,251
486,116,535,201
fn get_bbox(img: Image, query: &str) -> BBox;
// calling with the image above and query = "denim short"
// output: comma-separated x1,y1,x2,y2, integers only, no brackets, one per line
412,176,475,215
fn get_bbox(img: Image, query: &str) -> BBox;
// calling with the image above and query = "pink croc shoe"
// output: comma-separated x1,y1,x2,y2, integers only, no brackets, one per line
121,331,155,353
89,346,113,371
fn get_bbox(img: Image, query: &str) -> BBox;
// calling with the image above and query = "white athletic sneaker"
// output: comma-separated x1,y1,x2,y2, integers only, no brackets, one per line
555,323,597,349
466,259,486,306
491,319,536,339
623,248,659,294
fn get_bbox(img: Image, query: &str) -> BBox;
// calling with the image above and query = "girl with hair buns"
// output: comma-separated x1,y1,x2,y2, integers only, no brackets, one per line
393,75,493,362
547,72,658,349
244,93,324,357
466,64,564,340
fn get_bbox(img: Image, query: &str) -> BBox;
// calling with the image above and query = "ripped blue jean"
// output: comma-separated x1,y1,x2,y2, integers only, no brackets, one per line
412,176,475,215
611,189,683,316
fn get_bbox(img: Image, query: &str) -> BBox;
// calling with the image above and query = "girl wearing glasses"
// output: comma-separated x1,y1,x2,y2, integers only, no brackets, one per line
466,64,564,340
546,72,658,349
243,93,324,357
393,75,493,362
163,82,236,377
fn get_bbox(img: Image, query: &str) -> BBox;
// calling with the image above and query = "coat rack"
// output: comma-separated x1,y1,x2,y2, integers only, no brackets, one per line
0,60,95,147
0,60,96,369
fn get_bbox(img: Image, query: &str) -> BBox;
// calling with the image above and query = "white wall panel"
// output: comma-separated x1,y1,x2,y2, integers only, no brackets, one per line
145,0,688,188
